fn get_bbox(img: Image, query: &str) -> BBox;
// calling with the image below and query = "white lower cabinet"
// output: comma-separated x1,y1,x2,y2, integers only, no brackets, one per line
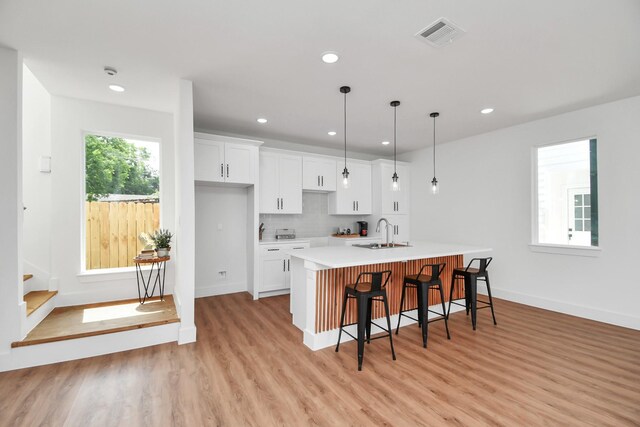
259,242,310,295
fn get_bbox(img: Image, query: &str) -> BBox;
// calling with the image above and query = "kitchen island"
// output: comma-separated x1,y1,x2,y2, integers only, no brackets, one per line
289,241,491,350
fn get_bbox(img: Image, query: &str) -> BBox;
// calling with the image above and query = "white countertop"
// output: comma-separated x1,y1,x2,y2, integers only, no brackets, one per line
289,241,491,268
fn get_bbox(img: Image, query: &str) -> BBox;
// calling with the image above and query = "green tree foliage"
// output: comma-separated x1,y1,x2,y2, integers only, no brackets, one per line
85,135,159,201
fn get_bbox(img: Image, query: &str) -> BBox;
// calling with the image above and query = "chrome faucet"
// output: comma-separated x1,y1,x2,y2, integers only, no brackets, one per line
375,217,394,247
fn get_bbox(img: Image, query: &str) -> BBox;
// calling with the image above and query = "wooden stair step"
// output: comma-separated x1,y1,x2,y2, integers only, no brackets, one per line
12,295,179,348
24,290,58,316
23,274,33,282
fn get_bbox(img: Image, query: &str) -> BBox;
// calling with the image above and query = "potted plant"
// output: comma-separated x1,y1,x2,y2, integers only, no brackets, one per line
152,229,173,257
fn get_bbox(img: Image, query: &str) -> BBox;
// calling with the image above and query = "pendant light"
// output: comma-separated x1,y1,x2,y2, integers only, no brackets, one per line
430,112,440,195
390,100,401,191
340,86,351,189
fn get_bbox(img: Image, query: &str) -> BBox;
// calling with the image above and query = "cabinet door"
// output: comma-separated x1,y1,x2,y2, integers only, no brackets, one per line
393,164,409,214
225,142,255,184
317,157,337,191
278,154,303,214
329,166,355,214
261,257,287,292
259,152,280,213
352,162,372,214
194,139,224,182
388,215,410,243
302,157,321,191
379,163,396,215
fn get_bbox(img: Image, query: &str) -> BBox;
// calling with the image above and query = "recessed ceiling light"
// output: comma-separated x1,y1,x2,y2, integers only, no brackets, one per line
480,108,494,114
257,118,268,124
381,141,390,145
328,131,336,136
108,84,125,93
321,52,339,64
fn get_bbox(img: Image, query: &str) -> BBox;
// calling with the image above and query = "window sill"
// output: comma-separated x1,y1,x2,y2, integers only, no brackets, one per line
77,266,149,284
528,243,601,257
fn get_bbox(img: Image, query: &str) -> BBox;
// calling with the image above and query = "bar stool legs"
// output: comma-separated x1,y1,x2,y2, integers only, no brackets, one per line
447,257,498,330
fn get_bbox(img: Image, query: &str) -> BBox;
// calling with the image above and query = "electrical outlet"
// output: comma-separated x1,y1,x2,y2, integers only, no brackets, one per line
218,271,227,279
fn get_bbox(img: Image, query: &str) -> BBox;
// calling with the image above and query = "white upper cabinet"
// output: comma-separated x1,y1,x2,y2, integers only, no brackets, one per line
194,134,260,185
372,160,409,215
260,150,303,214
302,155,337,192
328,160,372,215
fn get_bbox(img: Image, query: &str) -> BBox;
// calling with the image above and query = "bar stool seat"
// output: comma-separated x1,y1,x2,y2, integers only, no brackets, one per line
336,270,396,371
447,257,497,330
396,263,450,348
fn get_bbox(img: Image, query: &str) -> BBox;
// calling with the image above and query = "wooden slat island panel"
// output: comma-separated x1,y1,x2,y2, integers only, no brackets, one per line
315,255,463,333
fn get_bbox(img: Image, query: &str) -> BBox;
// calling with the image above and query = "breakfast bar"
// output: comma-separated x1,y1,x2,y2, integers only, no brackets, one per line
289,241,491,350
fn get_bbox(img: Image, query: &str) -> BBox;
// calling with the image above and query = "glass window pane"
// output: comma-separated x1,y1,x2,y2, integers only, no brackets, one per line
575,220,583,231
574,194,582,205
584,208,591,219
584,220,591,231
575,207,582,219
583,194,591,206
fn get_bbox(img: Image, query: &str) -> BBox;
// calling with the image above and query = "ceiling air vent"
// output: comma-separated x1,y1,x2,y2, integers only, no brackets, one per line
415,18,465,48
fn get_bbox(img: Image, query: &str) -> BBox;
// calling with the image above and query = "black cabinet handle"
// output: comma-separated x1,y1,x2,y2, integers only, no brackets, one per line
226,164,229,178
287,259,290,271
356,201,359,211
318,176,320,186
283,260,286,271
267,248,280,251
321,176,324,186
220,163,224,178
281,198,284,209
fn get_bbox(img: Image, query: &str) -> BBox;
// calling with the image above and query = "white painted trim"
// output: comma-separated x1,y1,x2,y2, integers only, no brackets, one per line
528,243,601,257
22,293,57,337
489,287,639,330
178,324,197,344
195,282,247,298
0,322,179,372
258,289,290,298
302,305,464,351
194,132,263,146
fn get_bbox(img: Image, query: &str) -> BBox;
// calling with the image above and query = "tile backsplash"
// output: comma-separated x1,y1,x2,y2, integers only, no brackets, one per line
260,192,368,239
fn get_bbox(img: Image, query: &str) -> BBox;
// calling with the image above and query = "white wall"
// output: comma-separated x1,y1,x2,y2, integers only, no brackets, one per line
22,65,52,289
50,97,175,305
402,95,640,329
0,47,24,355
195,185,248,297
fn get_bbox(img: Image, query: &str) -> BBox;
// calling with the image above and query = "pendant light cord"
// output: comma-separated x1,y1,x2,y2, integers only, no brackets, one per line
433,115,436,177
394,105,397,173
343,92,347,169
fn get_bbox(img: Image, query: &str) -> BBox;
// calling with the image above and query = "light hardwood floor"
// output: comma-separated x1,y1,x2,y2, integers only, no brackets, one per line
1,293,638,426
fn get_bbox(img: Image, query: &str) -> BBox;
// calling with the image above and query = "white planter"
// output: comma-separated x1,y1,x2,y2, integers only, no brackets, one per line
156,248,170,257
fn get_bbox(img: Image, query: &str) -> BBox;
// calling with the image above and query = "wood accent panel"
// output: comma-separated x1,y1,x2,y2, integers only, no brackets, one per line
1,293,638,426
24,290,58,316
12,295,178,348
315,255,463,333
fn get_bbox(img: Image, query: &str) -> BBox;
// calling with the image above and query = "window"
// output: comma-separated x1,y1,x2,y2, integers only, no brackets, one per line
534,138,598,248
84,134,160,270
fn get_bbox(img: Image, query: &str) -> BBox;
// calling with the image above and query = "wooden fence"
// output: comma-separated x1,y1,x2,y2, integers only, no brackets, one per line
85,201,160,270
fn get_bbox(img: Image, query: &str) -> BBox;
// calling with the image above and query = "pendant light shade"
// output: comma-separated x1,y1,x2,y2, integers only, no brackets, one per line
340,86,351,189
390,100,401,192
430,112,440,195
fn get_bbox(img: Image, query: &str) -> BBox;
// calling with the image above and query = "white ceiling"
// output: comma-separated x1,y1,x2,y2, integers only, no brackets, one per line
1,0,639,155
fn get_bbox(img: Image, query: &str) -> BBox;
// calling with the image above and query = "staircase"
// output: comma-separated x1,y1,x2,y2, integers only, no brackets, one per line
22,273,58,335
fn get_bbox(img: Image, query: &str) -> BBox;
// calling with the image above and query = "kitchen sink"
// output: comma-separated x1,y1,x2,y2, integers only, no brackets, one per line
353,243,411,249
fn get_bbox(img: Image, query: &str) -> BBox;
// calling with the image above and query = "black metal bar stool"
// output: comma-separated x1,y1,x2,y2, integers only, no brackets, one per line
447,257,497,330
335,270,396,371
396,263,450,348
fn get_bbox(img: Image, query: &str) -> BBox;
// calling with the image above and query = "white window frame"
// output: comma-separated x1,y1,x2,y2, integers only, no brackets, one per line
79,130,163,276
530,136,601,257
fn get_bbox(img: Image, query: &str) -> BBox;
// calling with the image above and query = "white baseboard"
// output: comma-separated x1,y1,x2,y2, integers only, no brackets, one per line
0,323,179,372
489,287,640,330
195,281,246,298
303,304,463,351
178,324,197,344
257,289,290,298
